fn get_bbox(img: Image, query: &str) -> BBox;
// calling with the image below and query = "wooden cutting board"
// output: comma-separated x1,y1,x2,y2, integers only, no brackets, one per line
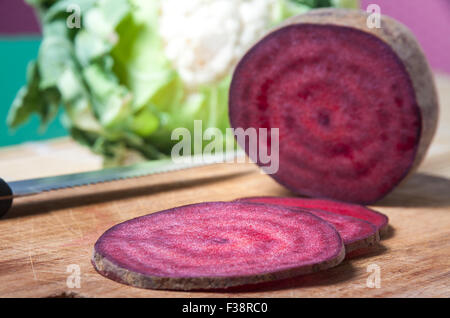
0,74,449,298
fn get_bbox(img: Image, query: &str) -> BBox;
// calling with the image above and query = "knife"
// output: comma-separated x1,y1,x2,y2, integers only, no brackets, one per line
0,151,245,218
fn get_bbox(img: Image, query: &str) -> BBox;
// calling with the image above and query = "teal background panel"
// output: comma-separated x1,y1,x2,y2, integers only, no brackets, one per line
0,37,68,147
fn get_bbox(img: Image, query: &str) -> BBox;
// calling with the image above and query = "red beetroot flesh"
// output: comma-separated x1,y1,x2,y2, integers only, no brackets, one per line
92,202,344,290
236,197,388,235
235,198,378,251
304,209,378,251
229,24,422,204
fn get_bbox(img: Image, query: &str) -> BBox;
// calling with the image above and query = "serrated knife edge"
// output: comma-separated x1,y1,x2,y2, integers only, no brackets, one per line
0,151,245,201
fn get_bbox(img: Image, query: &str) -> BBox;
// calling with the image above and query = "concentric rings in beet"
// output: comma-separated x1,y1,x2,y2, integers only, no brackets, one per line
229,23,423,204
92,202,344,290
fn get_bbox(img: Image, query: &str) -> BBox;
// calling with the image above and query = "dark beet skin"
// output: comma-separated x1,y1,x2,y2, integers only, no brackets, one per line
236,197,389,236
229,23,423,204
92,202,345,290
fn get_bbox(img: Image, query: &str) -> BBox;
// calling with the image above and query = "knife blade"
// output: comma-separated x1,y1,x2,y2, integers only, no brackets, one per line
0,151,245,217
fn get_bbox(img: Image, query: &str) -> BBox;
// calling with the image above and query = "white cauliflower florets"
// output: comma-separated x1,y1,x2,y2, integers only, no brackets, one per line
159,0,275,89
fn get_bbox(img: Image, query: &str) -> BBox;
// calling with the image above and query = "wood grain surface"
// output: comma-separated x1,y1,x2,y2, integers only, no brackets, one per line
0,74,449,298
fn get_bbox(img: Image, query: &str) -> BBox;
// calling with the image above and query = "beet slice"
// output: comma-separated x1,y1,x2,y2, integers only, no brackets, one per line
236,197,388,236
235,198,379,252
303,209,379,252
229,9,438,204
92,202,344,290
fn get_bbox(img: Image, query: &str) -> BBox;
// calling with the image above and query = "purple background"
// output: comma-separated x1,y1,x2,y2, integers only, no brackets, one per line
361,0,450,74
0,0,449,73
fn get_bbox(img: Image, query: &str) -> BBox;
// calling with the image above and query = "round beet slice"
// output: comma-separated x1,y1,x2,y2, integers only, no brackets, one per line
92,202,345,290
229,9,438,204
303,209,379,252
235,198,379,252
236,197,388,236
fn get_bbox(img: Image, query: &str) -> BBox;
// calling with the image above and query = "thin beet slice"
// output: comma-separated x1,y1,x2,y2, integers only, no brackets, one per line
236,197,388,237
304,209,379,252
229,9,438,204
235,198,379,252
92,202,344,290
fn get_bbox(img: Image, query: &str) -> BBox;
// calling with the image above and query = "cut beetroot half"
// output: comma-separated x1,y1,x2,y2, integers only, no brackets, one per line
92,202,344,290
236,197,388,236
229,23,424,204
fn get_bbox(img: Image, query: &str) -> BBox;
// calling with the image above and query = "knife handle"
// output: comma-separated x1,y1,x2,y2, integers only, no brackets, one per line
0,178,13,218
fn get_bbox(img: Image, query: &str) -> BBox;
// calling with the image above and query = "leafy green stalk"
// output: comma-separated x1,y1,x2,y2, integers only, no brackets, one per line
9,0,359,165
